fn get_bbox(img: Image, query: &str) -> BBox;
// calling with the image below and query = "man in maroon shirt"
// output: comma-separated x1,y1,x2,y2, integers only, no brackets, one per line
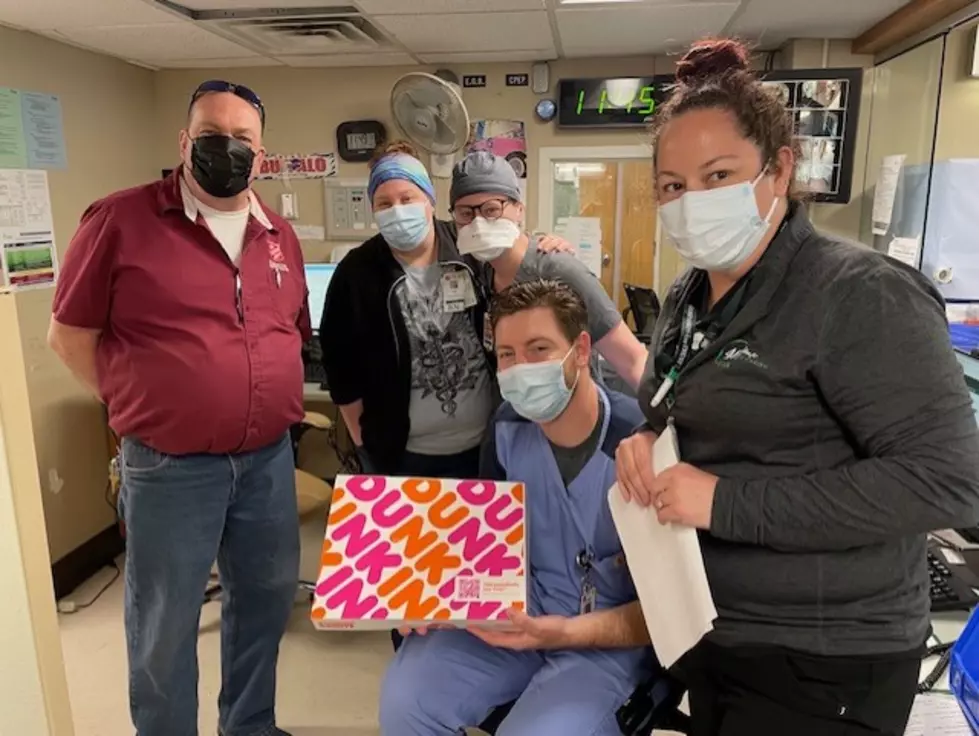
48,80,308,736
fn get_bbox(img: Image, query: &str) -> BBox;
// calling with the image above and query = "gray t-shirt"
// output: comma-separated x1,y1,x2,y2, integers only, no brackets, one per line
515,243,622,343
396,263,493,456
512,243,625,383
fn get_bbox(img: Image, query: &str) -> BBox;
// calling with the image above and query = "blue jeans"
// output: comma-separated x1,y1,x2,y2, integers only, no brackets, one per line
118,434,299,736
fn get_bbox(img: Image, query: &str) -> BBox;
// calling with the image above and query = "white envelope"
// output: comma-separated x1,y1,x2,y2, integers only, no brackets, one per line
608,423,717,668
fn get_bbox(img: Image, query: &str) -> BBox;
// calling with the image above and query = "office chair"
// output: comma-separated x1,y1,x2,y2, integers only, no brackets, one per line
204,412,334,604
622,284,661,344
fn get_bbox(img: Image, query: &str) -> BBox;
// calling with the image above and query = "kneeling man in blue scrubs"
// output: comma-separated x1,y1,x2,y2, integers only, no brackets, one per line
379,279,654,735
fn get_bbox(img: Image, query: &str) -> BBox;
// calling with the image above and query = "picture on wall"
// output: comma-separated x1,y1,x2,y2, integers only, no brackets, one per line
466,119,528,201
759,71,861,202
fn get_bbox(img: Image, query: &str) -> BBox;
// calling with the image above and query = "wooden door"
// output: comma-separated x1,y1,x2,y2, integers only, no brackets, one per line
548,158,658,316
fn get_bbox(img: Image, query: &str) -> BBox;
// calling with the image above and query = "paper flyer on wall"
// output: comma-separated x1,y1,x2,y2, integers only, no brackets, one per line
312,475,527,630
0,169,58,292
608,424,717,668
557,216,603,278
872,154,906,236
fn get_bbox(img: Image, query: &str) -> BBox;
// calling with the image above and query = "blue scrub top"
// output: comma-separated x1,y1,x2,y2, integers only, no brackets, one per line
480,387,646,617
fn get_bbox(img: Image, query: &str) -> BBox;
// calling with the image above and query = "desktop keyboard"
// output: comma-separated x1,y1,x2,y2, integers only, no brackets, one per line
928,547,979,612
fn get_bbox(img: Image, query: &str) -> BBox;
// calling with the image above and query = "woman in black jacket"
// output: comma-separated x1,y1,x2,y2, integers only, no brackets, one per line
615,39,979,736
320,141,493,478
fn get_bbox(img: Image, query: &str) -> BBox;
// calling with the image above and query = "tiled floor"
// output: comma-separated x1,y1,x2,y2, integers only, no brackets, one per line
58,517,681,736
59,518,391,736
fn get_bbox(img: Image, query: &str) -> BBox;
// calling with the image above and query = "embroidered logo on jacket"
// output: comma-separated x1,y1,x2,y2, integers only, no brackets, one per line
715,339,768,370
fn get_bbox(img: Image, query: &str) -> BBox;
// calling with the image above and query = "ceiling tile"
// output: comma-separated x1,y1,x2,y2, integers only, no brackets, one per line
275,52,416,67
556,2,739,57
0,0,181,30
52,22,259,62
728,0,908,42
419,50,557,64
356,0,545,13
159,56,283,68
174,0,350,8
372,11,554,54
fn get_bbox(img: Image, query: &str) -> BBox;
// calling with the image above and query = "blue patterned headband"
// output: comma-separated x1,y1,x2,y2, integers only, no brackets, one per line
368,154,436,205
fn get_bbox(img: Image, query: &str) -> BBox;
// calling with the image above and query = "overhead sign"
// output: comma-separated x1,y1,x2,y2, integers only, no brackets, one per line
505,74,529,87
257,153,337,180
462,75,487,88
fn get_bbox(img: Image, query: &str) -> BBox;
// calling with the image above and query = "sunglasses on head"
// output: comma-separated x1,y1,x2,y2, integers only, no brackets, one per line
189,80,265,128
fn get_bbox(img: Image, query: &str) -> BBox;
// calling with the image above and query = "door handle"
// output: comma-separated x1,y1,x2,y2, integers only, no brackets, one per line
602,251,611,267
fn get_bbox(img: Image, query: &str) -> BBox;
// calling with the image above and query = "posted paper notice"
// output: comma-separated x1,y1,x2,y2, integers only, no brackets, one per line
608,424,717,668
887,236,921,268
0,169,58,292
872,154,906,236
559,216,604,278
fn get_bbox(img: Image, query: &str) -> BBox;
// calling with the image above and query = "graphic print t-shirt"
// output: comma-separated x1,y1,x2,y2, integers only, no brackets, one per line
396,263,493,456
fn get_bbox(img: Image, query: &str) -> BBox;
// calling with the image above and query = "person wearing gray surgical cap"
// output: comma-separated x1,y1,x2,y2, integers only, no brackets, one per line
451,151,648,390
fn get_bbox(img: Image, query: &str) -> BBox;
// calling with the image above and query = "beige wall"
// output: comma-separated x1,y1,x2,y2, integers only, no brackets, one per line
154,44,876,264
154,56,682,263
935,20,979,160
0,24,158,562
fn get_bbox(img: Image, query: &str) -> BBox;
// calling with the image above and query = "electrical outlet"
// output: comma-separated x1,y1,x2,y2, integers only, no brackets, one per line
280,193,298,220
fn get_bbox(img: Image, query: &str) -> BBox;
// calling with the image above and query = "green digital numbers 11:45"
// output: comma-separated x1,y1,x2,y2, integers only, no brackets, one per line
575,85,657,116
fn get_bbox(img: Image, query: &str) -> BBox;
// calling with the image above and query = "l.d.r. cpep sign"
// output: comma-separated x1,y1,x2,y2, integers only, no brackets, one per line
257,152,337,180
312,475,527,631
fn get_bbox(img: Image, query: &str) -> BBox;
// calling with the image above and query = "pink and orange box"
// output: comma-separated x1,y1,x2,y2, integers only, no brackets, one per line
311,474,528,630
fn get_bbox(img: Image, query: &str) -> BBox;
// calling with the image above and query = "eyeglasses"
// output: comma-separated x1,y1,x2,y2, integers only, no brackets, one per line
451,198,511,225
189,80,266,128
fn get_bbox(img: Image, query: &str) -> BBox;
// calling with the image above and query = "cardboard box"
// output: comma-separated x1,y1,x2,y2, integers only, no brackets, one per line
311,474,527,630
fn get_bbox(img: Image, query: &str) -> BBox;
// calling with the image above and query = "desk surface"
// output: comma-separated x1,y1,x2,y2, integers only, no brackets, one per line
303,383,332,402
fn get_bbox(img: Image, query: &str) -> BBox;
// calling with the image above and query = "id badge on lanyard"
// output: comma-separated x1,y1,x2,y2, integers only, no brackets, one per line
441,269,477,314
650,304,697,409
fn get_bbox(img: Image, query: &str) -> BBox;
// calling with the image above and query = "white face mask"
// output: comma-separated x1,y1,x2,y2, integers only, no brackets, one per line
659,170,779,272
457,217,521,263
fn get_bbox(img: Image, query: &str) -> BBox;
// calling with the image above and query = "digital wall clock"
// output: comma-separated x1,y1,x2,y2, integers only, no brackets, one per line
557,76,674,128
555,69,863,205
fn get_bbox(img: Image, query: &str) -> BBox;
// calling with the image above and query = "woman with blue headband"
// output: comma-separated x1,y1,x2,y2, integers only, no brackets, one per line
318,141,496,480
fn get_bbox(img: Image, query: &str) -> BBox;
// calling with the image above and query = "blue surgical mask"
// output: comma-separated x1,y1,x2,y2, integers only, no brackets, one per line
498,346,580,423
659,169,779,272
374,203,431,252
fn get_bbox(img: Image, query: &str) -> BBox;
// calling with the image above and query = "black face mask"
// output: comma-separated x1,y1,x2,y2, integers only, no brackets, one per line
189,134,255,198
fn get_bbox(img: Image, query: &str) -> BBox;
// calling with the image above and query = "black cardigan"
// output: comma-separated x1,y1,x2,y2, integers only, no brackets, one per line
318,219,493,473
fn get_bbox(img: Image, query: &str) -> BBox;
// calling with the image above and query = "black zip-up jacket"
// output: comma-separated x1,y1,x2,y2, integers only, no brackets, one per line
319,219,494,473
640,204,979,656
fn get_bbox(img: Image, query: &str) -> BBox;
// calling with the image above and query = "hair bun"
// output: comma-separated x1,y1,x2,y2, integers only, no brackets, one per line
675,39,750,84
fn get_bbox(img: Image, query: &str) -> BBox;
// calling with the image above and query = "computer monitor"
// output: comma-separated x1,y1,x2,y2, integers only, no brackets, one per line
305,263,336,332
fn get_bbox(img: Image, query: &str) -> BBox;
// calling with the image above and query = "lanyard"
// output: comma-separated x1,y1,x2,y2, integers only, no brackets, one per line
650,304,697,408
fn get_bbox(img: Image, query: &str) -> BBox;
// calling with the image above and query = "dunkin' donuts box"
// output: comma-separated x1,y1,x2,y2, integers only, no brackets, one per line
311,474,527,630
